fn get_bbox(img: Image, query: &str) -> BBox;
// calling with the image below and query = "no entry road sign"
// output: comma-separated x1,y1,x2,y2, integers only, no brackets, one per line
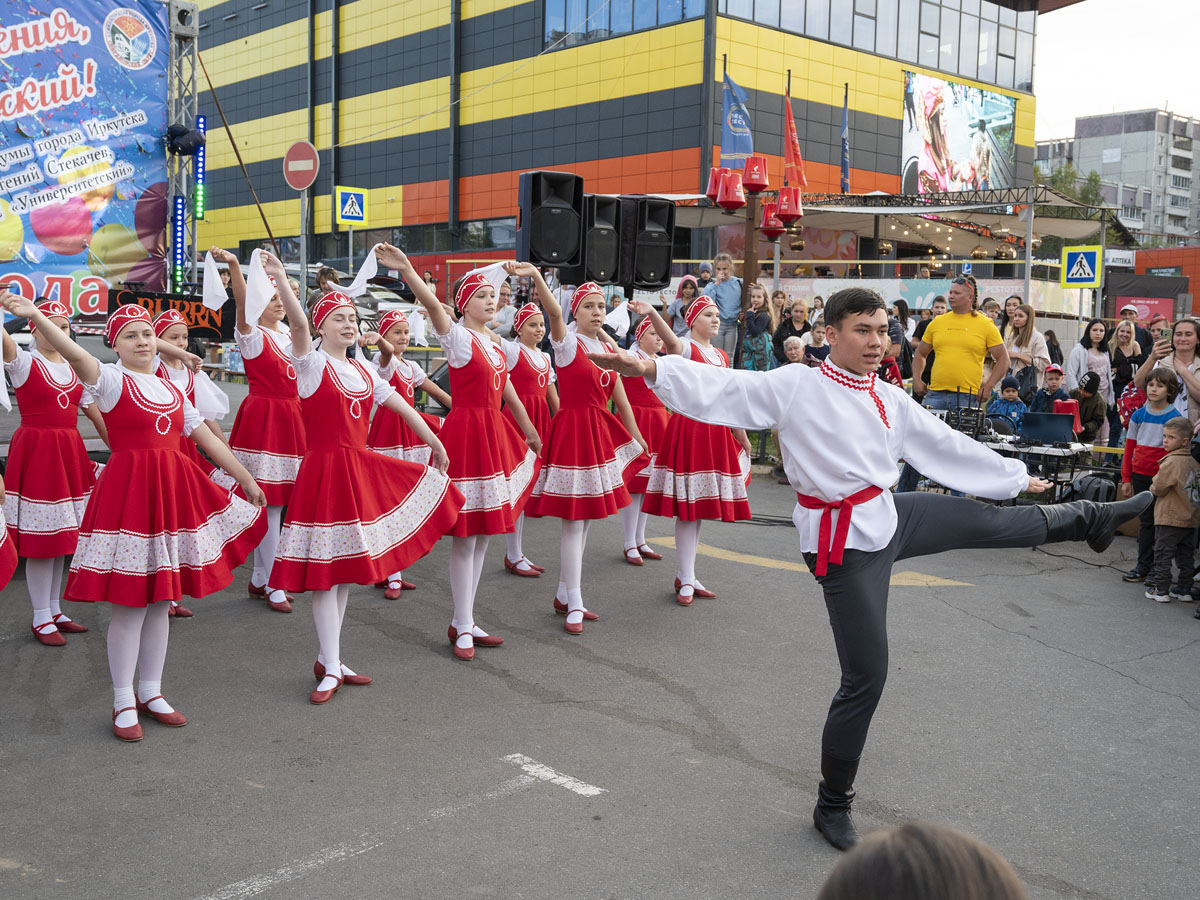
283,141,320,191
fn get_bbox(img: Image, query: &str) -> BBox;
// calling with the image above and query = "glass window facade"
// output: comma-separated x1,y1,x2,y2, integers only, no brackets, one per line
707,0,1034,92
544,0,1035,92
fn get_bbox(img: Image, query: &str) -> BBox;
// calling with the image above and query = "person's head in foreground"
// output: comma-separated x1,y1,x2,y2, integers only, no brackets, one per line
816,822,1028,900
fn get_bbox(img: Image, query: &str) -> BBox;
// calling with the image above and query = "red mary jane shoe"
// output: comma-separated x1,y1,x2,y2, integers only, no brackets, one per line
675,590,694,607
504,556,541,578
31,621,66,646
447,625,503,647
313,660,372,686
309,673,344,705
112,707,143,742
553,598,598,621
674,578,716,599
167,604,194,618
135,696,188,727
638,544,663,561
51,614,88,633
384,579,415,600
623,548,644,567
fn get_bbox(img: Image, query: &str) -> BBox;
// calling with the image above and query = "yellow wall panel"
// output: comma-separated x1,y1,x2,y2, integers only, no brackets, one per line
337,79,450,145
200,14,330,90
206,108,324,170
461,0,522,18
459,20,705,125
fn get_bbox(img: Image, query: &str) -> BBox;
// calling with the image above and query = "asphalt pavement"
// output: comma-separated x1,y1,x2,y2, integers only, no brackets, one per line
1,478,1197,900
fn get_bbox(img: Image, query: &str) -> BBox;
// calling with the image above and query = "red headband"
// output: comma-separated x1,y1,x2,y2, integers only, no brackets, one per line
311,291,355,332
376,309,408,336
635,316,655,342
455,273,490,316
570,282,603,317
513,303,542,333
31,299,70,333
152,309,187,338
106,305,152,345
684,296,716,330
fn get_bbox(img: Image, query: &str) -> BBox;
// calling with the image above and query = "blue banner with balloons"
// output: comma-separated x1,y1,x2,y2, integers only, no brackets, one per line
0,2,169,318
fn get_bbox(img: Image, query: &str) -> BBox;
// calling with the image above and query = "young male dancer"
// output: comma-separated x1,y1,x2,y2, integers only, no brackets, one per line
588,287,1151,851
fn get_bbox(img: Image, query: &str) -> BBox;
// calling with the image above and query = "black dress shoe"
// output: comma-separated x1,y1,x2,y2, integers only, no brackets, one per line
812,753,863,852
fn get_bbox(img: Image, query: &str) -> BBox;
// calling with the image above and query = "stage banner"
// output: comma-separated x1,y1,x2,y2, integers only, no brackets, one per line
0,3,170,319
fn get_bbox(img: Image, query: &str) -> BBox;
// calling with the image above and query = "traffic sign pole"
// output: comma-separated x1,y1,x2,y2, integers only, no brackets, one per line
300,191,308,304
348,225,353,272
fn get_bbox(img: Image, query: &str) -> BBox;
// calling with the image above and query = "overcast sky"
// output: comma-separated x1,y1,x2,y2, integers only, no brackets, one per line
1034,0,1195,139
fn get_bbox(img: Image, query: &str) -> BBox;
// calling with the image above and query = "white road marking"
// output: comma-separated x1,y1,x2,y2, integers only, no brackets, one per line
503,753,608,797
184,754,607,900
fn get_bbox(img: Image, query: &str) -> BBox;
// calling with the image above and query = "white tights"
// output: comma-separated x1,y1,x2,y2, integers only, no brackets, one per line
108,603,172,728
504,514,536,571
619,494,650,553
557,519,593,625
675,519,702,597
26,556,67,628
450,535,492,648
251,506,285,601
312,584,352,692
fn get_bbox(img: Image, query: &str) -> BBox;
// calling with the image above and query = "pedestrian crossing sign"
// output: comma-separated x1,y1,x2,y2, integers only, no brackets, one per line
335,186,367,226
1061,245,1101,288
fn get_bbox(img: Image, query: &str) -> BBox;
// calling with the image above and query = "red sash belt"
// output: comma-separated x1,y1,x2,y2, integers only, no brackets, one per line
796,486,884,576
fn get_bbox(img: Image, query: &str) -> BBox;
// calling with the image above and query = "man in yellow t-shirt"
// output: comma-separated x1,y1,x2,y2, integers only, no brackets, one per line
911,276,1008,400
898,275,1010,494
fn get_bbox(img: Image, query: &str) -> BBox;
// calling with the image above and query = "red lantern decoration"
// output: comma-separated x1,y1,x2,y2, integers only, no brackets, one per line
742,154,770,193
705,166,728,202
716,170,746,211
776,185,803,223
759,201,785,241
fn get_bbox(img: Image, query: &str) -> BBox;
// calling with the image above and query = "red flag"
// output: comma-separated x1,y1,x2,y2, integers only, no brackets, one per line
784,89,808,188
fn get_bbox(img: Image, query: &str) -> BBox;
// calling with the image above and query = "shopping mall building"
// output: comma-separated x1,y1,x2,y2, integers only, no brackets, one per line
196,0,1071,283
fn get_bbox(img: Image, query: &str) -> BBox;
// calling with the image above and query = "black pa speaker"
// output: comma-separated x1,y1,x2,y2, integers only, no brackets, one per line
618,196,675,290
559,194,621,285
517,170,584,267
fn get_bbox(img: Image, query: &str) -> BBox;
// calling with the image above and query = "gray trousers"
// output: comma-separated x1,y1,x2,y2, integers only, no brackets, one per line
802,492,1049,762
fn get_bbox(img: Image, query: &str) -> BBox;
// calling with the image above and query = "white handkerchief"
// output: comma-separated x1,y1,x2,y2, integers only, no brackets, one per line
243,249,274,327
344,244,382,298
202,251,227,311
605,300,630,338
464,262,508,297
0,371,11,412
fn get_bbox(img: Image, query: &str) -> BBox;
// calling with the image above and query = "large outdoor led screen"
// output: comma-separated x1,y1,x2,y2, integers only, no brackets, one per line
901,71,1017,194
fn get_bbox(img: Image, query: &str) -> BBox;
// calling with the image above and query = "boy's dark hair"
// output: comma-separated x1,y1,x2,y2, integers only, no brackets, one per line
316,266,341,286
932,294,947,306
823,288,888,329
1164,417,1192,441
1145,367,1181,402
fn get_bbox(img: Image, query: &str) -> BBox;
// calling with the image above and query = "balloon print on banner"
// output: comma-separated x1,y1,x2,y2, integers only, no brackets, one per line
0,3,170,314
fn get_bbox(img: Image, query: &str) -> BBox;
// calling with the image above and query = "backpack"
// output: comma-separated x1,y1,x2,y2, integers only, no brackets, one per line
1064,472,1118,504
897,335,915,380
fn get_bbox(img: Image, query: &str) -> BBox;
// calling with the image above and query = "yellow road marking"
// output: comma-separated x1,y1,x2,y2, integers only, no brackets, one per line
648,537,972,586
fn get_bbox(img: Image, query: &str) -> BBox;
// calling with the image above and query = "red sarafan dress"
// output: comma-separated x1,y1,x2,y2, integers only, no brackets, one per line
2,349,100,557
501,339,554,443
65,365,267,606
0,512,16,589
155,359,218,477
622,346,670,496
366,355,442,465
228,325,305,504
525,332,647,520
271,350,464,591
436,324,540,536
642,340,752,522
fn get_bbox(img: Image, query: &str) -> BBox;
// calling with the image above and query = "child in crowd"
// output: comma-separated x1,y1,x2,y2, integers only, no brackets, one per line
699,252,743,358
1070,371,1106,445
1146,416,1200,602
1029,364,1069,413
876,337,903,387
804,319,830,366
989,375,1027,432
1120,368,1181,584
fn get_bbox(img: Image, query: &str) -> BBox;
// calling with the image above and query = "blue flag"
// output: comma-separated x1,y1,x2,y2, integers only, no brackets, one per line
721,73,754,170
840,84,851,193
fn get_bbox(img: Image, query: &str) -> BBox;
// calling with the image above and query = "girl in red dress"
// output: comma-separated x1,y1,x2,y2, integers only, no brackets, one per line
362,309,453,598
518,268,649,634
0,494,17,592
375,244,541,660
152,309,234,616
2,300,108,645
265,260,463,703
498,301,559,578
210,247,306,614
0,293,268,742
627,296,753,606
619,315,669,566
